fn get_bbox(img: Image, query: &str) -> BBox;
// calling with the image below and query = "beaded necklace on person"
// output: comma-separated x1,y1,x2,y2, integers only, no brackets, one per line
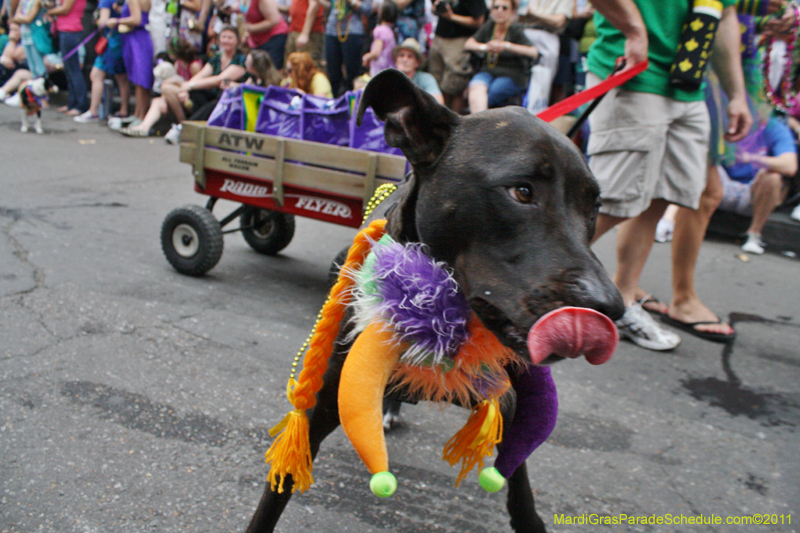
762,3,800,115
487,23,509,69
336,0,352,43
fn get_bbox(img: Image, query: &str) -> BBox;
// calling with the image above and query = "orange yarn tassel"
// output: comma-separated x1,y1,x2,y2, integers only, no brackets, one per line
265,220,387,494
442,398,503,487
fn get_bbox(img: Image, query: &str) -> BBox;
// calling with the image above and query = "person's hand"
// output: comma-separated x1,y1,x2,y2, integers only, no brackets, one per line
621,29,648,71
725,96,752,143
578,4,595,18
106,18,118,28
486,39,507,53
178,90,190,103
0,56,13,69
434,0,453,19
296,33,308,48
767,0,787,14
763,8,796,37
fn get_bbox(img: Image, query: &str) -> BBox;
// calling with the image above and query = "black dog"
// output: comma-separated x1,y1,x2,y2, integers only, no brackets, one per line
246,69,624,533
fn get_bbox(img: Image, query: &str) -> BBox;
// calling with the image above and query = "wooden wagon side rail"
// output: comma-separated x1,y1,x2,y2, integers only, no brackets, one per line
179,122,408,209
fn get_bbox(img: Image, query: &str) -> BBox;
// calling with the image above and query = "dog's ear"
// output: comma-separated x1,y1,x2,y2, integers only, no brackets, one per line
356,69,459,168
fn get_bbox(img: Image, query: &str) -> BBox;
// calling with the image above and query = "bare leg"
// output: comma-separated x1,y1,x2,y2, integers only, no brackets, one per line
468,83,488,114
747,170,787,235
88,67,106,117
162,84,187,123
613,199,669,305
115,73,131,116
1,69,32,95
129,96,168,132
668,164,734,335
449,92,466,115
134,85,151,121
591,212,628,244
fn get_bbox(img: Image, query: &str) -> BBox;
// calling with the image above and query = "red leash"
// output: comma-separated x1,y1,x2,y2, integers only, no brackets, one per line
535,59,649,123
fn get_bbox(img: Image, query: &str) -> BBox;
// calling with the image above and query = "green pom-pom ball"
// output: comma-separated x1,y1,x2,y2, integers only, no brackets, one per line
479,467,506,493
370,471,397,497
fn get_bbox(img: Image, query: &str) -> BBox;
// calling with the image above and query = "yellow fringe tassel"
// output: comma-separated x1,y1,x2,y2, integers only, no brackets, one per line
265,220,388,494
442,398,503,487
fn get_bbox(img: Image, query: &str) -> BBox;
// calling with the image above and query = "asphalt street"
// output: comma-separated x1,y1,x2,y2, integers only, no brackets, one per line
1,105,798,533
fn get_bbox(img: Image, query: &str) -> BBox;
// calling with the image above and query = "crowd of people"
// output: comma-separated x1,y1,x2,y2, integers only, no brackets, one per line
1,0,799,350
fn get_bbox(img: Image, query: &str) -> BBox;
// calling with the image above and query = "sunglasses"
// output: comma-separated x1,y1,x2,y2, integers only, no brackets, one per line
491,4,510,10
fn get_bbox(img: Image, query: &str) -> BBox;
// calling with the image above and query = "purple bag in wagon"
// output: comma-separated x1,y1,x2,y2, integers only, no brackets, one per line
347,90,402,156
301,93,350,146
207,84,267,131
255,86,303,139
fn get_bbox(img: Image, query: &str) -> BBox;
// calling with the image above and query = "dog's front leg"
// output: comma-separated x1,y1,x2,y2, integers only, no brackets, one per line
246,336,352,533
20,111,29,133
496,388,545,532
506,461,547,533
35,111,43,134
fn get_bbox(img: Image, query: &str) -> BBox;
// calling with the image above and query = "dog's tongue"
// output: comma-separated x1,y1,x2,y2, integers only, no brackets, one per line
527,307,618,365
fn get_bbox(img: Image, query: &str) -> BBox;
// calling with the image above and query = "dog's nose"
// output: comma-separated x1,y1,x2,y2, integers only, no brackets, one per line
575,277,625,321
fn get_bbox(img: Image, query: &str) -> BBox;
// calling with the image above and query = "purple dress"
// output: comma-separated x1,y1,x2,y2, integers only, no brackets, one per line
121,4,154,90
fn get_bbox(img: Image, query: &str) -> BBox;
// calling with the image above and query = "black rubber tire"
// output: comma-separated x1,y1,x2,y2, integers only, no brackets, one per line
328,245,351,287
161,204,224,276
239,208,295,255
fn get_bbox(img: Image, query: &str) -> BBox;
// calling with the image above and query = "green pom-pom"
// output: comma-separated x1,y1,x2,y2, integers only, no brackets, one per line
479,467,505,493
370,471,397,497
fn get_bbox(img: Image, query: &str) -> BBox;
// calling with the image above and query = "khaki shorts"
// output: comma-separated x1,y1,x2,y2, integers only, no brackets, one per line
428,35,473,96
586,73,710,218
284,31,324,68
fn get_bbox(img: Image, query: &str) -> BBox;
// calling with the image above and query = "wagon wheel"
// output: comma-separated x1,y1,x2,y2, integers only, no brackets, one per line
239,208,295,255
161,204,224,276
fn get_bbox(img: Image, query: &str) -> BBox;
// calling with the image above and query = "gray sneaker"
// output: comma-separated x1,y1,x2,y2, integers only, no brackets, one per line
616,302,681,351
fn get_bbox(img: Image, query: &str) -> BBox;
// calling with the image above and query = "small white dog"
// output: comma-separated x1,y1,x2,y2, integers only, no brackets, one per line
19,76,59,134
153,60,179,94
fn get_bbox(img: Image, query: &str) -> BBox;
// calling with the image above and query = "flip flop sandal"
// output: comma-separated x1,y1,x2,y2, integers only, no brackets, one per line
661,315,736,344
120,127,149,137
639,295,668,316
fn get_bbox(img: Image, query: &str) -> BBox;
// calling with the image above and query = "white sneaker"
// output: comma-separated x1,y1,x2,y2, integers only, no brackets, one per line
741,233,765,255
164,123,182,145
74,110,100,123
4,92,21,106
107,115,135,131
616,302,681,351
655,218,674,243
791,204,800,222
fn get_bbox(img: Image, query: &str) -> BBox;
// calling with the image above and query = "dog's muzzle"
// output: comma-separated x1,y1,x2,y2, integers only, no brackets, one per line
527,306,619,365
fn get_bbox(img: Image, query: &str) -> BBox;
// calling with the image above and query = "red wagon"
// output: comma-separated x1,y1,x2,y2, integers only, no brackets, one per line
161,122,408,275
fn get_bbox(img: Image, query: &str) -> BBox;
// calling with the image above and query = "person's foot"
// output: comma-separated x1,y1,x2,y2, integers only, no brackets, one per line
655,218,674,243
616,302,681,351
164,123,182,145
107,115,135,131
742,232,765,255
791,204,800,222
3,92,21,106
65,108,81,116
74,110,100,123
56,105,69,113
632,287,669,315
667,298,735,338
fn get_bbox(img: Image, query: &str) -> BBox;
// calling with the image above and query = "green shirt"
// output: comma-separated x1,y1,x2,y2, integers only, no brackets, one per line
587,0,735,102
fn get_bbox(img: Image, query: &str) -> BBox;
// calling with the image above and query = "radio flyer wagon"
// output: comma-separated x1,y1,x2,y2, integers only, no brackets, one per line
161,62,647,276
161,122,408,276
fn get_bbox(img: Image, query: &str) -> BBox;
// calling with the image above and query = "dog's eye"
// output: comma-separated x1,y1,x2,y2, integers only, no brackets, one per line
509,186,534,204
